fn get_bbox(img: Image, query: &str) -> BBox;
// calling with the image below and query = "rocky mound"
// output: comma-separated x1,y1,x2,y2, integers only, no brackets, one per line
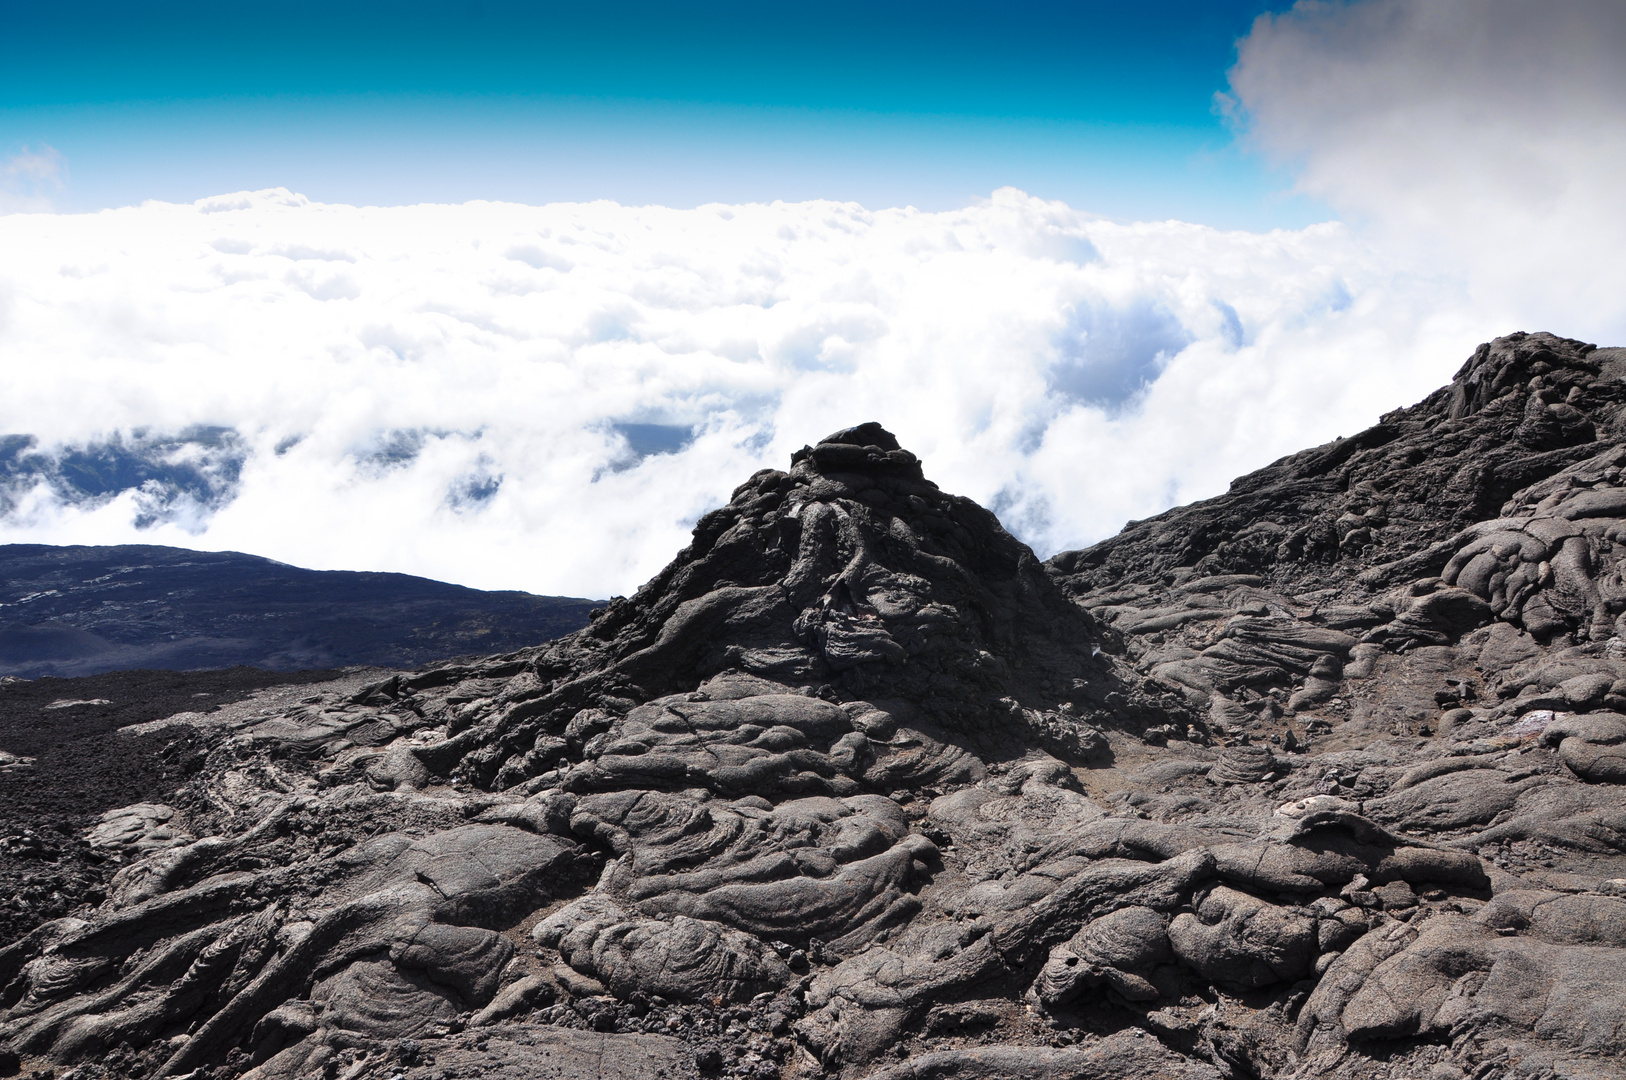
6,336,1626,1080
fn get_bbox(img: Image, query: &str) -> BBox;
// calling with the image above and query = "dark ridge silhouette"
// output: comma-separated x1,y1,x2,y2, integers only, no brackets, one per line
0,543,599,677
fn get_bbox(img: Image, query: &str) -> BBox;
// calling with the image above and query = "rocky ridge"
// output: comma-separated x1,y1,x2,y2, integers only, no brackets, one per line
4,333,1626,1080
0,544,597,678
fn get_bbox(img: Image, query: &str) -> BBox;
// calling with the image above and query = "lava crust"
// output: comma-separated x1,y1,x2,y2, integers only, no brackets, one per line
5,334,1626,1080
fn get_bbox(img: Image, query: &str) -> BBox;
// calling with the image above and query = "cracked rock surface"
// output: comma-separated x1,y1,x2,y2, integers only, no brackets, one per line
7,335,1626,1079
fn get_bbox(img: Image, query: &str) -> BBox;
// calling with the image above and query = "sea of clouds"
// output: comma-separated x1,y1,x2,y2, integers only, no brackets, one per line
0,0,1620,599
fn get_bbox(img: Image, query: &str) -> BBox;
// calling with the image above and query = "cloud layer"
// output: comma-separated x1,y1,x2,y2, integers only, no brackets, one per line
0,186,1500,597
5,1,1622,598
1227,0,1626,343
1,0,1619,603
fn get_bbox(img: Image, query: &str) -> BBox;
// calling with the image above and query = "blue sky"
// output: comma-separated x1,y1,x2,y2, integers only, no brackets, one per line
0,0,1315,227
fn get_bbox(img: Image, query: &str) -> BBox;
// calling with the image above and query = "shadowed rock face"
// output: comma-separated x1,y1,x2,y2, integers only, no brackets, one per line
10,336,1626,1080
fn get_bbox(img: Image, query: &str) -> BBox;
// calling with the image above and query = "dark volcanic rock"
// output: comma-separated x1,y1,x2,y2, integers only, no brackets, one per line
10,336,1626,1080
0,667,347,948
0,543,598,677
1048,332,1626,593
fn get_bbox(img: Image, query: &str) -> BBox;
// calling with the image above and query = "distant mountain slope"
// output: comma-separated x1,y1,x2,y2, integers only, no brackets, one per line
0,544,599,676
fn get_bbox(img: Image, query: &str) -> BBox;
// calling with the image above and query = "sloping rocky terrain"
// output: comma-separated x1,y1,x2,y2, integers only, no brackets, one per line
0,668,356,953
4,332,1626,1080
0,545,597,678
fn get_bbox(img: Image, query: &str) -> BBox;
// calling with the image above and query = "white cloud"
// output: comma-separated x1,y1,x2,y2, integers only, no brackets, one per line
1226,0,1626,343
5,1,1622,602
0,187,1503,597
0,145,66,213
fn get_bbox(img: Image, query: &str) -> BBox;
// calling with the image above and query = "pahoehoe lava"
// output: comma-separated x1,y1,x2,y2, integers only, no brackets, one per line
5,331,1626,1079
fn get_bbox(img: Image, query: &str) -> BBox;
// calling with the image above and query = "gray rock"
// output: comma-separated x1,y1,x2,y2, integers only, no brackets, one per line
1340,914,1626,1054
397,1025,700,1080
855,1028,1222,1079
548,905,792,1003
1210,744,1277,784
1167,886,1318,989
84,803,193,852
20,337,1626,1080
1031,906,1172,1005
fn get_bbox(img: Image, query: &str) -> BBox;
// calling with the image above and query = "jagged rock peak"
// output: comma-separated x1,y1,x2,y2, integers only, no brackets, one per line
1447,330,1606,421
1049,331,1626,593
427,423,1158,791
818,422,901,451
789,421,924,480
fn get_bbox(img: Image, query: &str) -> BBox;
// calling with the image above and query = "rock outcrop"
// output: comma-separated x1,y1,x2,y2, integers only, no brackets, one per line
7,334,1626,1080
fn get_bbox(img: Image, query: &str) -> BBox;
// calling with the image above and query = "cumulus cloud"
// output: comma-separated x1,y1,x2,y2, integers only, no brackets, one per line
1226,0,1626,343
0,427,246,530
0,145,66,213
0,186,1503,597
3,2,1619,601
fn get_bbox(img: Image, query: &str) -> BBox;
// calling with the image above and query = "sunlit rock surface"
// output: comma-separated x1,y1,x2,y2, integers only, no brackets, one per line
7,335,1626,1079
